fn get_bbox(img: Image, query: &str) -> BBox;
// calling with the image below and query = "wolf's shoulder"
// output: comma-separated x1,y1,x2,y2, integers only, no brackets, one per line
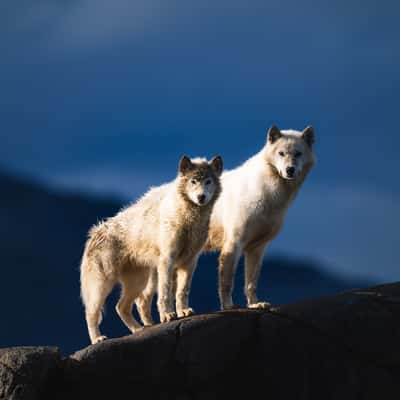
138,181,175,204
221,152,262,182
117,180,176,216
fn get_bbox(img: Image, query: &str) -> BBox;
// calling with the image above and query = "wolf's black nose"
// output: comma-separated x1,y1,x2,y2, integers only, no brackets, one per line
286,166,295,177
198,194,206,203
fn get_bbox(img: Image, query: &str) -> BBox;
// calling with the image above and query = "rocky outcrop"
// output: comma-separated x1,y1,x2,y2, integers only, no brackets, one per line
2,282,400,400
0,347,61,400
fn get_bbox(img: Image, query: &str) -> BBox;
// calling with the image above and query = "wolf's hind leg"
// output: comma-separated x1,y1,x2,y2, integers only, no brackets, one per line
116,266,147,333
244,244,271,309
136,268,157,326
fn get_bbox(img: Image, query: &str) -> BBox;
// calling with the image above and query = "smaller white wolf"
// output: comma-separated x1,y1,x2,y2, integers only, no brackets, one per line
80,155,223,344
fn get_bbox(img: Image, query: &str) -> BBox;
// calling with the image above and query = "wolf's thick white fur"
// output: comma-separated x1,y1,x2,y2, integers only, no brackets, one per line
205,125,316,310
80,156,222,344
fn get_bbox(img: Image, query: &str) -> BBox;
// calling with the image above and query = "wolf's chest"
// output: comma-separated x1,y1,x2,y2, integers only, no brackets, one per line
240,201,285,249
176,223,208,261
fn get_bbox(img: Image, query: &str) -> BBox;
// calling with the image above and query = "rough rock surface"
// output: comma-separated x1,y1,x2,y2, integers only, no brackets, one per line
1,283,400,399
0,347,60,400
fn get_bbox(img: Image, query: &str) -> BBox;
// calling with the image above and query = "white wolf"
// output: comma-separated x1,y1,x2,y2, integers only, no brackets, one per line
80,155,223,344
205,125,316,310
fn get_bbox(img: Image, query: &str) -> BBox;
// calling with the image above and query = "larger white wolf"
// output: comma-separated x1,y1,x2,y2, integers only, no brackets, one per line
205,125,316,310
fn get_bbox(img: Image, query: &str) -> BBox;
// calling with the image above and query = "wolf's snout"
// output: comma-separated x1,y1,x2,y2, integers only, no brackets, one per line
197,194,206,204
286,166,295,177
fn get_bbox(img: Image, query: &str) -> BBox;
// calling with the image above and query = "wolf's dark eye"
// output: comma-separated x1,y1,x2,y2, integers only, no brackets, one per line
191,179,197,184
295,152,302,158
205,179,212,185
279,151,285,157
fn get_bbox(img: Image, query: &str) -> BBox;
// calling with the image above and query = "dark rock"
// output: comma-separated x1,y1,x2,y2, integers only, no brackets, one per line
0,346,61,400
2,283,400,399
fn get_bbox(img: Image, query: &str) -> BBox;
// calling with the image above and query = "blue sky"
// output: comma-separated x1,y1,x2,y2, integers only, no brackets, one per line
1,0,399,282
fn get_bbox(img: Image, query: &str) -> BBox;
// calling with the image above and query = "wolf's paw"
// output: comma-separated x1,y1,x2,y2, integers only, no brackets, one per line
131,325,145,333
177,307,195,318
160,311,177,323
248,301,271,309
92,335,108,344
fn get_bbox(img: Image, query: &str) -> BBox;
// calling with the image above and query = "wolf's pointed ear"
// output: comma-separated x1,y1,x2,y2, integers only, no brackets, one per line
179,156,193,175
302,126,315,147
210,155,223,176
267,125,282,144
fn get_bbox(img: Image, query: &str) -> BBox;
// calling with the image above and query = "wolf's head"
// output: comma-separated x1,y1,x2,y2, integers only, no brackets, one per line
264,125,315,180
177,156,223,207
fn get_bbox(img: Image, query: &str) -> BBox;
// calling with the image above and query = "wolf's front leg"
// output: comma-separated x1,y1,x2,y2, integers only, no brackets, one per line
175,257,198,318
244,244,271,309
157,255,177,323
218,242,242,310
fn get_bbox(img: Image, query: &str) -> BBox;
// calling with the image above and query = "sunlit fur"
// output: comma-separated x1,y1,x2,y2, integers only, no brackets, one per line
205,125,316,310
80,155,222,344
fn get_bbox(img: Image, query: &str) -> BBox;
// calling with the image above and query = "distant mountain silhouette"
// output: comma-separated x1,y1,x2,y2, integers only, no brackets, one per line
0,169,371,355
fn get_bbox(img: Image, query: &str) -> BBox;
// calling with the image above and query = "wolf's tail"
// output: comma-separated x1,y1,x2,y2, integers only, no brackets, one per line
80,222,109,321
